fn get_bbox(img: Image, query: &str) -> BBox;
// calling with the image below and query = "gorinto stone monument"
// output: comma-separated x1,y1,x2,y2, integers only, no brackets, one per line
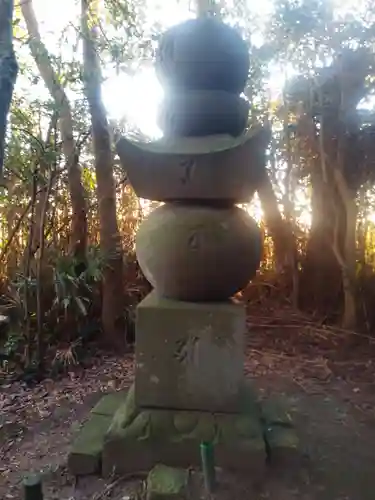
68,16,298,479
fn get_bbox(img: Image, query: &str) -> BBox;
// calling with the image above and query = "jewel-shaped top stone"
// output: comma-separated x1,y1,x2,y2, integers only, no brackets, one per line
115,17,269,202
155,17,250,94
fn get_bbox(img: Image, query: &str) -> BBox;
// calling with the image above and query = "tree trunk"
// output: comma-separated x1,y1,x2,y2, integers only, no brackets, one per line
332,169,358,330
31,174,49,255
81,0,125,350
299,168,342,317
283,118,299,307
6,179,18,277
21,0,88,262
0,0,18,176
256,168,296,273
30,115,57,257
341,265,357,330
357,184,367,269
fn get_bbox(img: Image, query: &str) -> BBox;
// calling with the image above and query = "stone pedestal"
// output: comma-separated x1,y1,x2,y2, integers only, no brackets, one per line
135,292,245,412
68,15,299,480
102,383,266,477
68,386,298,477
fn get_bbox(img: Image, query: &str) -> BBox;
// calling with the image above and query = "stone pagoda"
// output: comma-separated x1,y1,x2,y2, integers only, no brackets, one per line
69,15,298,479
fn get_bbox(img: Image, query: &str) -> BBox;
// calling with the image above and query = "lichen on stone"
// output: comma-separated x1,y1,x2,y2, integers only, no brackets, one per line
147,464,189,499
106,383,266,447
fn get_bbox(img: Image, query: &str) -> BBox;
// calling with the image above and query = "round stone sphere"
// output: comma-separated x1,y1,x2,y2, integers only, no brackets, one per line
155,18,250,94
136,203,262,301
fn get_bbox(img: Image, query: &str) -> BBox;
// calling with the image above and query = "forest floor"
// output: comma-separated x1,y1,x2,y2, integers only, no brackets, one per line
1,304,375,499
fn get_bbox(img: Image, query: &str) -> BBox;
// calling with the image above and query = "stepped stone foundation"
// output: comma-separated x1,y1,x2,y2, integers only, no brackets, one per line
68,385,298,477
68,15,298,480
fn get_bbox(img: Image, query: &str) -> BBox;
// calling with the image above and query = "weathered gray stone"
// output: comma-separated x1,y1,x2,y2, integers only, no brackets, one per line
261,398,299,465
68,387,298,479
115,126,270,203
147,465,190,500
261,398,294,427
91,391,128,417
68,414,112,475
68,392,126,475
102,382,265,477
136,205,262,301
135,293,245,412
264,426,299,465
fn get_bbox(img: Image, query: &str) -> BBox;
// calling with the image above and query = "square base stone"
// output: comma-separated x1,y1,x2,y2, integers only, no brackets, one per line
68,386,300,478
103,435,266,480
101,383,266,478
135,292,245,413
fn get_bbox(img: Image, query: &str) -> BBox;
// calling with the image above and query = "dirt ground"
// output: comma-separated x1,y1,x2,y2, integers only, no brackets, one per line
1,316,375,499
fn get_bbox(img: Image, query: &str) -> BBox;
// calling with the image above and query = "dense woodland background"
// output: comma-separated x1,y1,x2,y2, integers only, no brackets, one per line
1,0,375,382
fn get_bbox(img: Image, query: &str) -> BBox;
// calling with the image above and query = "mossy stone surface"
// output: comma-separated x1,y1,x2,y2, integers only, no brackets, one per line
173,412,199,435
68,414,112,475
261,398,293,427
107,383,263,445
68,391,127,475
260,397,299,464
147,465,189,500
108,384,137,431
68,385,299,478
103,383,266,476
91,391,127,417
264,426,299,465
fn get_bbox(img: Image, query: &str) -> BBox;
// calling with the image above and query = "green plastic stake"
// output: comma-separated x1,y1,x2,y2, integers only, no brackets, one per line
200,441,216,493
23,473,43,500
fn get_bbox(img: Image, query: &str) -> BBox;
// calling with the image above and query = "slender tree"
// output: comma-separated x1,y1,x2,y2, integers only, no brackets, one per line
0,0,18,177
81,0,126,350
21,0,88,262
